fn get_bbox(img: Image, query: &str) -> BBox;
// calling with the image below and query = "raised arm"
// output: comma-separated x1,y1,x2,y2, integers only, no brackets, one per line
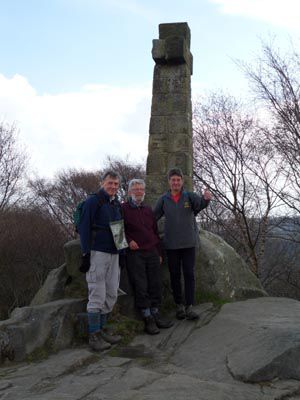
188,189,212,215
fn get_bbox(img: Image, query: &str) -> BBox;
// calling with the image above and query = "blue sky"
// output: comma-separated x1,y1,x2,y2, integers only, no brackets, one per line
1,0,300,177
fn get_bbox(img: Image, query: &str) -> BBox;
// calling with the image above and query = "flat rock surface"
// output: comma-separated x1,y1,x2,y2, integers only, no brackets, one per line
1,298,300,400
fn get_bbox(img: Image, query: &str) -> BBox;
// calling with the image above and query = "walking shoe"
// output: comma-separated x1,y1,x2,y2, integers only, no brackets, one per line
100,330,122,344
185,305,199,320
144,315,160,335
176,304,186,320
89,331,111,351
153,313,174,329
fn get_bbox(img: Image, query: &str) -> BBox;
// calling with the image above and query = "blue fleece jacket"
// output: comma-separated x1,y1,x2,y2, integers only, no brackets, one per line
154,190,210,250
79,189,122,254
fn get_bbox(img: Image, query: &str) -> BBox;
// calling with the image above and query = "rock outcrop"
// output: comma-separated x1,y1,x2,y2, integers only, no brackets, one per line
196,230,267,301
0,230,266,364
62,231,266,307
2,298,300,399
0,299,85,362
30,263,69,306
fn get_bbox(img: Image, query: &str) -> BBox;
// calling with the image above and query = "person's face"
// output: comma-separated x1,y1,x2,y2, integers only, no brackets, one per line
169,175,184,192
129,184,145,203
101,175,120,197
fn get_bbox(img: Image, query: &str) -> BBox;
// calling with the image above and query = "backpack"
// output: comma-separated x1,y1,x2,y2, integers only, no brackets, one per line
73,192,106,233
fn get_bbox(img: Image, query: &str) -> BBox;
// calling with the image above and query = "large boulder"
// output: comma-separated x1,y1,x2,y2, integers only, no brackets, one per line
63,239,134,308
196,230,267,301
160,230,267,303
63,231,266,309
30,263,69,306
0,298,86,362
64,239,82,278
63,239,88,298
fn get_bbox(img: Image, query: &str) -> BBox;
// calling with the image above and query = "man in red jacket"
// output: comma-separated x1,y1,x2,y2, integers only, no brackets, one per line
122,179,173,334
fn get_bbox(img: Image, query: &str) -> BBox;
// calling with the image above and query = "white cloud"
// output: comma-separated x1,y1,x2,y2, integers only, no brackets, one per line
0,74,151,178
210,0,300,30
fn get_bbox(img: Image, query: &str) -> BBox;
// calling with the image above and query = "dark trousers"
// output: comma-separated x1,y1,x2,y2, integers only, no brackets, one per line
166,247,196,306
126,250,162,310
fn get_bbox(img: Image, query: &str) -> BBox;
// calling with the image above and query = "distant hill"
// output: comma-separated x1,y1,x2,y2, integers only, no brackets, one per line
262,217,300,299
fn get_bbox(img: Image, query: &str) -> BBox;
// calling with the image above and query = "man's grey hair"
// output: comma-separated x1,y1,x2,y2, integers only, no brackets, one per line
101,170,121,181
128,179,146,191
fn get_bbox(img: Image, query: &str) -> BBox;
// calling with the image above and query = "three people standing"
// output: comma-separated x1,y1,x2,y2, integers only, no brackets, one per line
79,167,211,349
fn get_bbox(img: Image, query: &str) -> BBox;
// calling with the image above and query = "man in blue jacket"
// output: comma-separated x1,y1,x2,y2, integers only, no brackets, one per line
79,170,123,351
154,168,212,321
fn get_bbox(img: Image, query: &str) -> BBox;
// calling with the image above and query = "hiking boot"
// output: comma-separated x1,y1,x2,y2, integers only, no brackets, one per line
100,330,122,344
144,315,160,335
185,305,199,320
153,313,174,329
176,304,186,320
89,331,111,351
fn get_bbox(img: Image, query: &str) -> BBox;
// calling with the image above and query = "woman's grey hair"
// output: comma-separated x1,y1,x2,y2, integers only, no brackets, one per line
128,179,146,191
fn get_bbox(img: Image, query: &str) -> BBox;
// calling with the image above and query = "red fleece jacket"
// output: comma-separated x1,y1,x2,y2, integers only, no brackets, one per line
121,201,161,255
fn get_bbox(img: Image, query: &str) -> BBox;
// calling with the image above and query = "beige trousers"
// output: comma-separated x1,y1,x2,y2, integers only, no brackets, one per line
86,251,120,314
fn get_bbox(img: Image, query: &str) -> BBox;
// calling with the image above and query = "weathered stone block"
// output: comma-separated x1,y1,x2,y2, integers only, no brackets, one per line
167,134,193,153
159,22,191,49
151,93,191,116
167,152,193,176
153,36,193,74
148,134,167,152
153,75,190,94
145,176,168,196
166,115,192,135
146,153,168,174
152,39,166,63
149,116,167,135
165,36,190,65
154,63,190,80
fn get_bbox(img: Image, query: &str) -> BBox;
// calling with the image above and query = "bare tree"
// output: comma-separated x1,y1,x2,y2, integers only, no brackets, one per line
0,207,66,319
29,169,100,238
241,41,300,215
0,122,27,210
29,157,146,238
193,93,284,276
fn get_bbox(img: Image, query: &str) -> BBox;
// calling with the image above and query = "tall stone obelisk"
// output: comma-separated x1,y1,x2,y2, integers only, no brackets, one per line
146,22,193,206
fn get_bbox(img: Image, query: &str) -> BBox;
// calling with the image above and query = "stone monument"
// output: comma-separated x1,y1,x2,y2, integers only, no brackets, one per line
146,22,193,206
0,23,267,365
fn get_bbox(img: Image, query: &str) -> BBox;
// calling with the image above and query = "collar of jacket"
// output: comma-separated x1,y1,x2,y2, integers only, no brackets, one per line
99,188,118,203
128,197,144,208
166,188,186,198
